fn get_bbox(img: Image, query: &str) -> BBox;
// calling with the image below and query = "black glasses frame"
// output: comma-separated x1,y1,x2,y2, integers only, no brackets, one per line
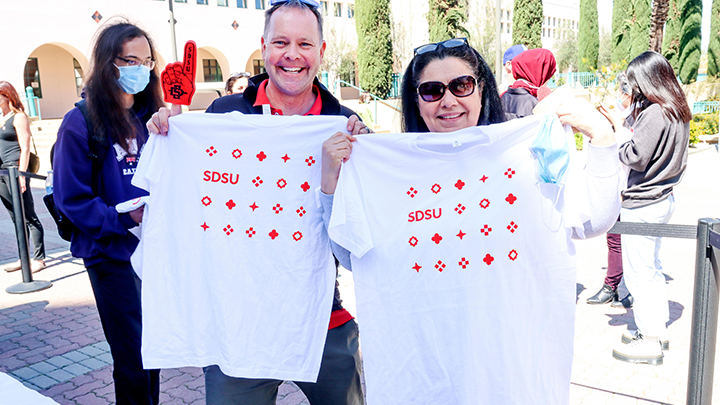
413,37,469,56
116,56,156,69
416,75,478,102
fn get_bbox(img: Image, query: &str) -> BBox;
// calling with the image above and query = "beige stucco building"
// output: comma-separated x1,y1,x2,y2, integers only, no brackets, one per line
1,0,357,119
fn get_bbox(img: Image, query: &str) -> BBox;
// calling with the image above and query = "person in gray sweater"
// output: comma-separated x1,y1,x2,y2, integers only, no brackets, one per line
598,51,691,366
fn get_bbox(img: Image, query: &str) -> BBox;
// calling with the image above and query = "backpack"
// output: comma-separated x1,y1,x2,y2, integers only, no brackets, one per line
43,99,110,241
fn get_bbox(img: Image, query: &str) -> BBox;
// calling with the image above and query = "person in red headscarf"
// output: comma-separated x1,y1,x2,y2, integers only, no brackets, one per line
500,48,557,120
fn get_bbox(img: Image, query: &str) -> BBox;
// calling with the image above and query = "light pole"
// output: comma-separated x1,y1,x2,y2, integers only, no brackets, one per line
168,0,179,62
495,0,502,84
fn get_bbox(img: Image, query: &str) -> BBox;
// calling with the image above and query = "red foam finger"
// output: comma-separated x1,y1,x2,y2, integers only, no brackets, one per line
183,41,197,82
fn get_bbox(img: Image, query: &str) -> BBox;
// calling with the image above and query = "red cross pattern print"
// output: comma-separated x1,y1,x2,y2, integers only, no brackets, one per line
403,164,522,274
197,139,318,244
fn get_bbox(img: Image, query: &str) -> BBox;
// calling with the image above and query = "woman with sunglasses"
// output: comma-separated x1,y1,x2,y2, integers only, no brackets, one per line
500,48,557,120
54,20,164,405
321,38,622,403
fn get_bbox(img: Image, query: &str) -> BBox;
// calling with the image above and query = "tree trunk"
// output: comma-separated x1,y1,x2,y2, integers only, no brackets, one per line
649,0,669,52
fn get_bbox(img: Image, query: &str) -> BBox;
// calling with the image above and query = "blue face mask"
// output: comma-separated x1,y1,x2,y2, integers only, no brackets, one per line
530,115,570,184
115,64,151,94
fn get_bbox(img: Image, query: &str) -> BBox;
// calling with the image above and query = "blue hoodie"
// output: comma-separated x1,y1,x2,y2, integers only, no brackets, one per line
54,107,149,266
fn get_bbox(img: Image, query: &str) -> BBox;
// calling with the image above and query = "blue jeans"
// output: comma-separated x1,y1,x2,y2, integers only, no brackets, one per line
204,320,364,405
87,260,159,405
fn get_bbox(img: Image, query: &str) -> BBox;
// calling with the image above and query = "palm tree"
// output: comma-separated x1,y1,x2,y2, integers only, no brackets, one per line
649,0,669,52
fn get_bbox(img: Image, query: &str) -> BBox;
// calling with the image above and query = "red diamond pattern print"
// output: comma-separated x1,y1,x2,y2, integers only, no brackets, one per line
269,229,279,240
257,151,267,161
479,199,490,209
504,168,516,178
277,179,287,189
232,149,242,159
456,230,466,240
226,199,236,210
305,156,316,166
408,236,418,247
505,193,517,205
246,227,256,237
431,233,443,244
249,202,259,211
206,146,217,157
459,257,469,269
296,206,306,217
407,187,418,198
508,250,518,261
480,175,488,183
201,222,209,231
272,204,283,214
293,231,303,241
455,179,465,190
435,260,446,272
201,196,212,206
480,225,492,236
413,263,422,272
301,182,310,192
281,154,291,162
483,254,494,265
431,184,442,194
223,225,234,236
252,176,263,187
454,203,466,214
507,221,518,233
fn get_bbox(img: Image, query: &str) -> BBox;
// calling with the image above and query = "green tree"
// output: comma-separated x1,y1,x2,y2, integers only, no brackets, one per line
579,0,599,70
630,0,651,59
708,0,720,77
598,27,613,68
427,0,469,43
467,0,498,60
512,0,542,49
678,0,702,83
612,0,633,64
356,0,393,97
662,0,681,72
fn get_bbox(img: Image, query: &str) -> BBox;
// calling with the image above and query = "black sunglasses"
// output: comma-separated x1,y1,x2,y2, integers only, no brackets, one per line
417,75,478,102
413,37,469,56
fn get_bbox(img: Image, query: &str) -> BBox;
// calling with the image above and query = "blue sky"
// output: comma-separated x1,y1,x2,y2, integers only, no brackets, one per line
598,0,713,51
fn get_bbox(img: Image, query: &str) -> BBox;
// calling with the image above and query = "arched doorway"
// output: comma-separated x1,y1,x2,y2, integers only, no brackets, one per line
191,46,231,110
25,43,88,119
245,49,264,76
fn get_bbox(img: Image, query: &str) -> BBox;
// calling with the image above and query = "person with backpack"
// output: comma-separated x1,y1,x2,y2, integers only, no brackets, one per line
53,20,164,404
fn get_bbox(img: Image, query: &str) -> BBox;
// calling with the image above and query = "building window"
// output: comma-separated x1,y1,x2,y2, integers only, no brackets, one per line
218,0,228,5
347,3,354,18
500,22,504,32
255,0,265,9
320,1,328,15
506,10,510,20
73,58,84,97
237,0,246,7
542,28,546,37
197,0,207,4
203,59,223,82
24,58,42,98
175,0,187,3
253,59,265,75
334,2,342,17
507,23,510,33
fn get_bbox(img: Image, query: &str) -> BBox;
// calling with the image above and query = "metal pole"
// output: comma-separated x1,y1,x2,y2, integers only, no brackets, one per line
495,0,502,84
169,0,178,62
687,218,720,405
5,167,52,294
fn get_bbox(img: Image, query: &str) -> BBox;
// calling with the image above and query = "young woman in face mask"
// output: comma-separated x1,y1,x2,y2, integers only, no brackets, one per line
53,20,164,405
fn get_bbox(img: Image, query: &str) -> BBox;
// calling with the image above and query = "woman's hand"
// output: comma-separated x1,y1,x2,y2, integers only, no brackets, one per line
321,132,357,195
129,205,145,224
597,104,625,131
147,104,182,136
347,114,372,135
557,98,615,147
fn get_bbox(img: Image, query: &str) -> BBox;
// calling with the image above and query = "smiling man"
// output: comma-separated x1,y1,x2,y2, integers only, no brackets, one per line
149,1,366,404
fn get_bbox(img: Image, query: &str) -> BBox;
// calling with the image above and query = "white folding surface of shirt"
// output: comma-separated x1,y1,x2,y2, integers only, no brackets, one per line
133,112,347,382
329,115,578,404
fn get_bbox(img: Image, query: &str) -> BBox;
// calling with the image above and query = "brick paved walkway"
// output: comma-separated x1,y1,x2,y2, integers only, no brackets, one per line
1,145,718,404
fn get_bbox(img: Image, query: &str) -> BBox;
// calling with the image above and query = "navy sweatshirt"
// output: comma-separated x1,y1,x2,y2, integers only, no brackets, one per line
54,107,149,266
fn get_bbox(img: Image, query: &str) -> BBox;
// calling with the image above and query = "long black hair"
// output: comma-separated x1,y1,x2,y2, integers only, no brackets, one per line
626,51,691,123
85,19,164,151
401,43,505,132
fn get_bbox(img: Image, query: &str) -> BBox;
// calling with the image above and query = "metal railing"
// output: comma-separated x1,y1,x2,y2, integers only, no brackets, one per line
692,101,720,114
606,219,720,405
333,80,401,127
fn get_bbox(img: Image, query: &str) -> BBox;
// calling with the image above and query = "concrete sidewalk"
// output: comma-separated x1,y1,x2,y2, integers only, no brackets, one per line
1,145,718,404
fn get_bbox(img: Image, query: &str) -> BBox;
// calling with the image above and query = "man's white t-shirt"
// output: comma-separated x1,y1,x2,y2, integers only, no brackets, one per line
329,115,581,404
132,112,347,382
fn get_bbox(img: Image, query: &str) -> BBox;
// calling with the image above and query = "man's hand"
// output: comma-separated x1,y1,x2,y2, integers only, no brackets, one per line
161,41,197,106
321,132,356,195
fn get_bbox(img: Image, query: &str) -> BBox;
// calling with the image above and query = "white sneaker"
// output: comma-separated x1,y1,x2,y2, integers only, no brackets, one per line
621,330,670,351
613,333,663,365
